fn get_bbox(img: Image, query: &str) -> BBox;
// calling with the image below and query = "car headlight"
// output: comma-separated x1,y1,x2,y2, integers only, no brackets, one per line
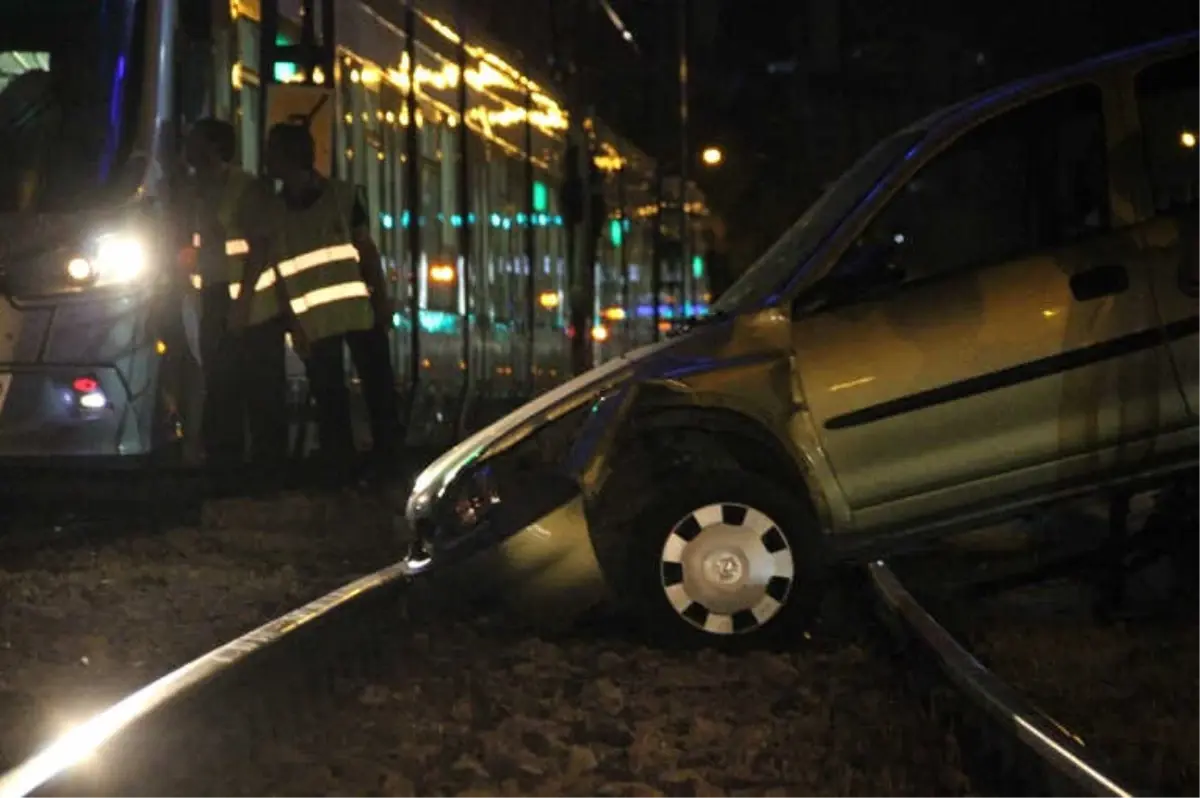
65,232,148,288
408,400,596,552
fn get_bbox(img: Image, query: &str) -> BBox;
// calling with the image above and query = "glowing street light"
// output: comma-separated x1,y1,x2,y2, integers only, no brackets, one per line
701,146,723,167
1181,130,1197,149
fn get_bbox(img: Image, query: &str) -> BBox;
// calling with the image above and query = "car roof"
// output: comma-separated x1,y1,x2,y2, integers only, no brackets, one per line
902,31,1199,137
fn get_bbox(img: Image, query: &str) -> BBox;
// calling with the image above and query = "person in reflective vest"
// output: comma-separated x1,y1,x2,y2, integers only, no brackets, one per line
182,119,257,469
258,122,402,487
219,184,291,494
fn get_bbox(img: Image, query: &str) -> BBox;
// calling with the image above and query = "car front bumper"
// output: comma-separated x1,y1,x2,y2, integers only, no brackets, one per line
400,492,611,628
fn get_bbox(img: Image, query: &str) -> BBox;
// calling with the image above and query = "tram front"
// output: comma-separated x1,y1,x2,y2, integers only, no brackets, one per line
0,0,188,502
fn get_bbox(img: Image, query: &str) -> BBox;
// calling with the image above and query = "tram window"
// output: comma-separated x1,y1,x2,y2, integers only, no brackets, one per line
422,159,442,257
441,123,457,245
237,18,259,73
238,82,260,174
0,50,48,93
0,0,147,211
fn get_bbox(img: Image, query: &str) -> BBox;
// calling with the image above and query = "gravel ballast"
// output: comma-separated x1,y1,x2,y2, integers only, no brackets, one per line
965,581,1198,796
0,493,401,771
170,610,974,797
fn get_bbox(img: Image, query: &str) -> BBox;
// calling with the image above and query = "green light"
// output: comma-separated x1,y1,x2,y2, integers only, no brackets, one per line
609,218,623,247
273,61,299,83
275,32,293,46
692,255,704,279
532,181,548,213
419,310,458,334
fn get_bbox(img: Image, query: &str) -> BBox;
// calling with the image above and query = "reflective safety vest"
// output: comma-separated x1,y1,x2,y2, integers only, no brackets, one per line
248,179,374,340
187,167,255,299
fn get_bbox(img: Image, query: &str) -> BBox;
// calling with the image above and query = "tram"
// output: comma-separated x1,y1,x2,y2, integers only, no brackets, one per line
0,0,712,504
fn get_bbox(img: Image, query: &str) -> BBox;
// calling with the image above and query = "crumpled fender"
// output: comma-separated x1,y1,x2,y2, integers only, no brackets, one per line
563,320,792,501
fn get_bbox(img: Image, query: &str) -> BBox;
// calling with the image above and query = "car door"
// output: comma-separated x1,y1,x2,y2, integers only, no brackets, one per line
1123,50,1199,427
791,81,1184,532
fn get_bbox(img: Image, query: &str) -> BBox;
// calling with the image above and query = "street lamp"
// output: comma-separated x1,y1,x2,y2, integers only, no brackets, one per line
701,145,723,167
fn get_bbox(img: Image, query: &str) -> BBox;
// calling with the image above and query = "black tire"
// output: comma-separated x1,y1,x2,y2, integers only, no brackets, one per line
596,466,828,650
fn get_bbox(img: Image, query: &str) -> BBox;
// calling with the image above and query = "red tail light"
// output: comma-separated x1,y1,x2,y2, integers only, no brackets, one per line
72,377,99,393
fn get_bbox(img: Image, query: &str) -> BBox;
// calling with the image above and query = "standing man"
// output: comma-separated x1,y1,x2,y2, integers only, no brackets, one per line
250,121,402,488
181,118,255,473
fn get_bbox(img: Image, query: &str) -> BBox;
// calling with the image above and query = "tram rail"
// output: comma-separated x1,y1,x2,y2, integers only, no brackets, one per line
868,561,1135,797
0,548,1141,797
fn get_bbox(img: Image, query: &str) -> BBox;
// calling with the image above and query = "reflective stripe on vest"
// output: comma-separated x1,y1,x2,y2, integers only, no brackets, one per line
190,237,250,297
190,273,243,299
289,280,371,316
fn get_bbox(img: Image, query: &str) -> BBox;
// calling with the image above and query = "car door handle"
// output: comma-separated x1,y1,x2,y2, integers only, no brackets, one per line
1070,264,1129,302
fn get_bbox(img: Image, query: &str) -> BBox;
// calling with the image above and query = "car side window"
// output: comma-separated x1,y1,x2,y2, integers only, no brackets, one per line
1135,54,1198,213
834,85,1109,289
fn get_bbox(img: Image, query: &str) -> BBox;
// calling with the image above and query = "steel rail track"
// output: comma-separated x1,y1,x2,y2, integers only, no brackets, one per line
867,561,1137,798
0,554,415,798
0,553,1144,797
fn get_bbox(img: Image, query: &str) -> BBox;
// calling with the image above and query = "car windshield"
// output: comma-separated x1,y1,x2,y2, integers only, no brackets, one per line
710,129,926,315
0,0,146,213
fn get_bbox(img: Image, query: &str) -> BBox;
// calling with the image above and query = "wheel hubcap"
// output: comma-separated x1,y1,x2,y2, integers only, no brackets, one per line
703,550,745,586
659,502,794,636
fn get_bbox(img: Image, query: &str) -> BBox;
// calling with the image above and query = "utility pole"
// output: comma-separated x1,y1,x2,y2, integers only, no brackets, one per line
454,0,473,440
551,0,593,376
403,0,422,431
523,79,537,394
677,0,690,318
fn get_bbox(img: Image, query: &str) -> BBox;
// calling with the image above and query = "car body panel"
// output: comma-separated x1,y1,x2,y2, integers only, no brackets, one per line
405,493,609,627
792,227,1188,528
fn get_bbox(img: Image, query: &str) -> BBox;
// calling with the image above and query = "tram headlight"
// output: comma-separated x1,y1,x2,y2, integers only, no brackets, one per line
66,233,149,288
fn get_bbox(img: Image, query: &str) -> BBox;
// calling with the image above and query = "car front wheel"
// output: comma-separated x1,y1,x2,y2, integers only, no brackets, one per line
601,468,827,649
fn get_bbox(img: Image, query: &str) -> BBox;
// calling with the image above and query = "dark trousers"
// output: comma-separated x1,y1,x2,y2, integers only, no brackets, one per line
200,286,243,466
305,325,403,483
239,316,289,473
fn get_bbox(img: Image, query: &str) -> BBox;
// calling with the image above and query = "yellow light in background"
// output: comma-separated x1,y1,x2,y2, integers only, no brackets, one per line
429,264,456,283
537,291,560,309
602,306,626,322
230,62,243,89
1181,131,1196,149
701,146,723,166
591,325,609,342
155,340,167,355
234,0,570,144
312,65,326,85
657,320,671,333
593,141,626,172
